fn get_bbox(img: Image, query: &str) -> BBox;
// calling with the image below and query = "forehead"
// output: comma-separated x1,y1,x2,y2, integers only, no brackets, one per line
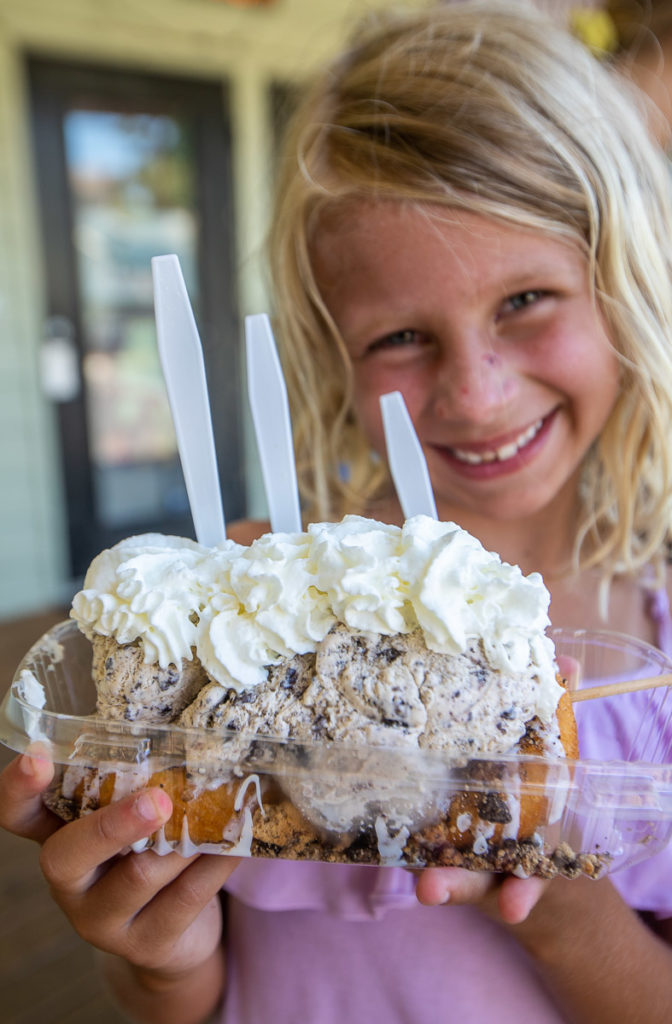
311,200,586,292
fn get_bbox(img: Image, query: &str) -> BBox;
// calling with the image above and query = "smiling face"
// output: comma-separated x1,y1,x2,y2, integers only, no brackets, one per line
313,203,621,546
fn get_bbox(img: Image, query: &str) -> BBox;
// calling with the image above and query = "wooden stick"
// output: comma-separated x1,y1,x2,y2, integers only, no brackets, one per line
569,673,672,703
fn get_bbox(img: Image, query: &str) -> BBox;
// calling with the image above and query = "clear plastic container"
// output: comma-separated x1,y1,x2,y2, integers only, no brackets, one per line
1,620,671,878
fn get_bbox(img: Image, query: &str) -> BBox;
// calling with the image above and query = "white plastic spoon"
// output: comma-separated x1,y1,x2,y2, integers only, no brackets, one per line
152,254,226,546
380,390,438,520
245,313,302,533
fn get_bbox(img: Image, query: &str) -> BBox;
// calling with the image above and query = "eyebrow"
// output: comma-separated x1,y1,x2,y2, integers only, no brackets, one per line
483,256,585,294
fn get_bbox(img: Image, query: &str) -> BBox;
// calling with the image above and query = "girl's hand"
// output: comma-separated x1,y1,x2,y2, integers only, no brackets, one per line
40,787,240,975
0,743,59,842
0,747,240,977
415,866,547,924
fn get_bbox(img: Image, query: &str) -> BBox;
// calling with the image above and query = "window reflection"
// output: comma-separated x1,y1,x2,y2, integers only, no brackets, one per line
63,110,198,528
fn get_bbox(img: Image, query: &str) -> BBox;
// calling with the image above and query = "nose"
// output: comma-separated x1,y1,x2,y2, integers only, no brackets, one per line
431,338,514,422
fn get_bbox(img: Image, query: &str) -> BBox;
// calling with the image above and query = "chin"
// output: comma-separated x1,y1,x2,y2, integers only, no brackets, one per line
435,487,567,531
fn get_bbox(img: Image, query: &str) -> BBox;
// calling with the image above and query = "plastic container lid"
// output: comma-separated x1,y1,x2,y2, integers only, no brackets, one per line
1,621,671,876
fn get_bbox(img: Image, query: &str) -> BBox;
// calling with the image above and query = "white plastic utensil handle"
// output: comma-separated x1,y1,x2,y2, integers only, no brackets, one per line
380,390,438,520
152,254,226,547
245,313,302,534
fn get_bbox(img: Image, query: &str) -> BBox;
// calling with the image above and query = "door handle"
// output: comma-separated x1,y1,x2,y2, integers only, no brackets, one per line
39,315,81,402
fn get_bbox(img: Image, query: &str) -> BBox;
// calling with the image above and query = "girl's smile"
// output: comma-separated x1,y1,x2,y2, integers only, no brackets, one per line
430,408,556,478
313,203,621,547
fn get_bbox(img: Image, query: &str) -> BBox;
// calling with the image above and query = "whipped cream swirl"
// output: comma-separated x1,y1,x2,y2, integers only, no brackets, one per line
71,515,562,717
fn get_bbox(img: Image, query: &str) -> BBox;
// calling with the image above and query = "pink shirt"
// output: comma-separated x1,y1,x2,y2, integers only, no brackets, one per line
219,589,672,1023
223,862,565,1023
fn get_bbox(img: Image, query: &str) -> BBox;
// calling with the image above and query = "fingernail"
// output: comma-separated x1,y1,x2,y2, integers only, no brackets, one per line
19,753,39,778
135,790,170,822
19,750,49,778
19,741,52,774
422,887,451,907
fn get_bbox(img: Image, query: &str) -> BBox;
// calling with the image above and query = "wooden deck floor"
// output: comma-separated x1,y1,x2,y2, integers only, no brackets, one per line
0,609,132,1024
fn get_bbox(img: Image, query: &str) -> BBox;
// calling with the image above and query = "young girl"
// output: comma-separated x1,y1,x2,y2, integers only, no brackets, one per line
2,3,672,1022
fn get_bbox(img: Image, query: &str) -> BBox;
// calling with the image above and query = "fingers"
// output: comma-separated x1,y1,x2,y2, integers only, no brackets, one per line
0,743,59,843
415,866,493,907
123,854,241,972
39,789,240,972
496,875,548,924
557,654,581,688
415,866,548,924
0,746,239,978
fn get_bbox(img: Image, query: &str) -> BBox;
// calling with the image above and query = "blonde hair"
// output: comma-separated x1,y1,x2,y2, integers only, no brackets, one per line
269,0,672,581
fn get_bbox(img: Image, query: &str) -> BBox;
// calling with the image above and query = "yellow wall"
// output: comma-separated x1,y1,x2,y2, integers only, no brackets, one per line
0,0,430,618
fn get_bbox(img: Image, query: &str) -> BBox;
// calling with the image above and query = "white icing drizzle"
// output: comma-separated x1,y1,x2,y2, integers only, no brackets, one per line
374,815,410,865
456,812,472,833
472,822,495,855
234,773,265,817
546,764,572,824
151,825,173,856
226,807,255,857
82,772,101,806
17,670,49,743
502,777,521,841
18,669,46,710
180,806,192,850
61,766,87,800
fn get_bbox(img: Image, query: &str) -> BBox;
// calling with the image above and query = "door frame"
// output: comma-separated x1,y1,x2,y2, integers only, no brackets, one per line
28,57,245,577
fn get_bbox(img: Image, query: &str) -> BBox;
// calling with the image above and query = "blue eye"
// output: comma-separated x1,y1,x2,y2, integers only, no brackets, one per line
503,290,544,313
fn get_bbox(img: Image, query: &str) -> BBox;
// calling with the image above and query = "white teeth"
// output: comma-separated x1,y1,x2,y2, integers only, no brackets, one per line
458,450,484,465
495,441,518,461
452,418,544,466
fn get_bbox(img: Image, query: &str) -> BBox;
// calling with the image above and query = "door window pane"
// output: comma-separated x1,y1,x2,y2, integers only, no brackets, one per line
63,110,198,528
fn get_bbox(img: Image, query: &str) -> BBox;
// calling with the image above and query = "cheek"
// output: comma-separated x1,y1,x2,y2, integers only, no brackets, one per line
572,335,620,406
352,373,386,451
351,367,427,458
537,318,618,395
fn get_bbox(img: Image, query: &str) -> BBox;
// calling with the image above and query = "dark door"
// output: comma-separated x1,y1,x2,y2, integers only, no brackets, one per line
28,58,245,579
